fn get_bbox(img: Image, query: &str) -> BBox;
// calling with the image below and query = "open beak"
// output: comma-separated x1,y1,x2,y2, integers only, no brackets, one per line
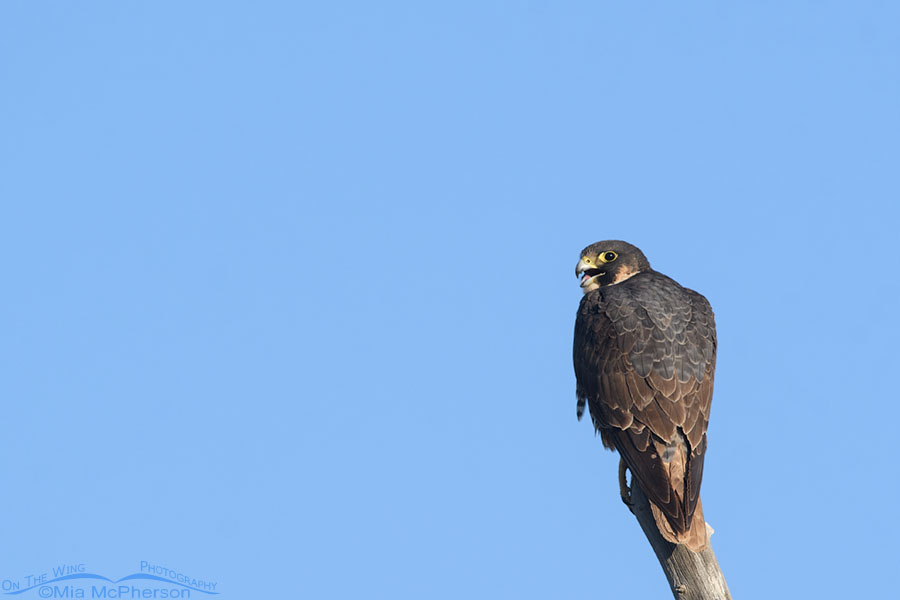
575,257,590,279
576,256,604,289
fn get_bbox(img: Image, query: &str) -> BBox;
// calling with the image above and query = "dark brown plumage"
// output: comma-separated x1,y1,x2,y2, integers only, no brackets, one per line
573,240,716,551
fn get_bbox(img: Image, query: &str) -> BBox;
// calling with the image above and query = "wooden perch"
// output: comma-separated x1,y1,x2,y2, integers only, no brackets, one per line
628,479,732,600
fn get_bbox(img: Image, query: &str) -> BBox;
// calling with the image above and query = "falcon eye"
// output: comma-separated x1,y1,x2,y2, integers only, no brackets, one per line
600,251,618,263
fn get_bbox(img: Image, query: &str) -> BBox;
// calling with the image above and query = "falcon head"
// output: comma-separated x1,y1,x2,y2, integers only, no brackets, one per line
576,240,651,293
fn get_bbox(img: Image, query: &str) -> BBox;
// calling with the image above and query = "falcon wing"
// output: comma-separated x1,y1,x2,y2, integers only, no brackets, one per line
574,276,716,535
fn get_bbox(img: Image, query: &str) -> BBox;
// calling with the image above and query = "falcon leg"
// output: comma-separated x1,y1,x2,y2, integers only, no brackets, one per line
618,458,634,511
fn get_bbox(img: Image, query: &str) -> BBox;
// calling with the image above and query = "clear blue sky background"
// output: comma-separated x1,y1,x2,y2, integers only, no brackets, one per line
1,2,897,598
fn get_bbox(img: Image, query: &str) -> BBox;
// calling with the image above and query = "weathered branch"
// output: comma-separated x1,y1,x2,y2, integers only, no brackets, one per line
629,480,732,600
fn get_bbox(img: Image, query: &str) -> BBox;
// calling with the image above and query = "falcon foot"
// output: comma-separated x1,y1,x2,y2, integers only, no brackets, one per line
618,458,634,511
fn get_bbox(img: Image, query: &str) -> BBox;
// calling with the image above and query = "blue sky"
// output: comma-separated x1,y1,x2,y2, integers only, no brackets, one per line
1,2,898,598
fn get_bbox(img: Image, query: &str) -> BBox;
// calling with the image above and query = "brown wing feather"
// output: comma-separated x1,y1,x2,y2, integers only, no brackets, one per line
574,271,716,543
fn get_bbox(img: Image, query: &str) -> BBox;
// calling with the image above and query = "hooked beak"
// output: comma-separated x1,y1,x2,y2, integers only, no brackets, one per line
575,257,590,279
576,256,604,290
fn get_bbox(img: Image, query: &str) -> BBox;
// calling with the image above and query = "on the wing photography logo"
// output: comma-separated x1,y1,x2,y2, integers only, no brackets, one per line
1,562,218,598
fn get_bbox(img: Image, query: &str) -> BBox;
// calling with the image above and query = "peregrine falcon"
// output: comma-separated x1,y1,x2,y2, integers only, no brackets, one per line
573,240,716,551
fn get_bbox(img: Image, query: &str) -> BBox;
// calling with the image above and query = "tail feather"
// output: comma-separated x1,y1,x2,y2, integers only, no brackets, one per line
650,495,709,552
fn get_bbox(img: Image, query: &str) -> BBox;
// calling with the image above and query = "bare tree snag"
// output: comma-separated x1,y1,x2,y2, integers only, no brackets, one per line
628,479,732,600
